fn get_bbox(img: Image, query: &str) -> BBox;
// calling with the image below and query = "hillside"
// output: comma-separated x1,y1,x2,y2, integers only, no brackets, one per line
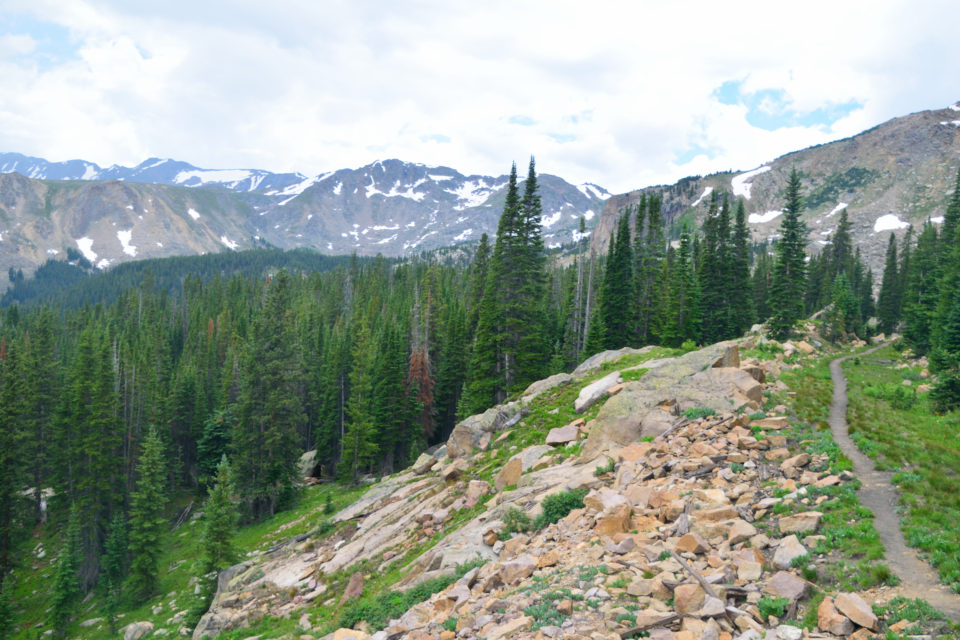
592,102,960,275
0,156,608,284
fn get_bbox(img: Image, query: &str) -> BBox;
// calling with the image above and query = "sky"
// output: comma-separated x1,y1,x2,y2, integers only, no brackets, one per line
0,0,958,194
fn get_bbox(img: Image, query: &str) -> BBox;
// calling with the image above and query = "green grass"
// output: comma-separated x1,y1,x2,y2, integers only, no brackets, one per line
844,346,960,592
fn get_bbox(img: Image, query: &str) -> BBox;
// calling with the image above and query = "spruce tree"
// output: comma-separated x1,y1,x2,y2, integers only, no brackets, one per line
128,427,168,599
232,270,304,519
51,504,81,637
100,513,128,632
339,317,379,483
599,211,635,348
729,198,755,335
902,222,940,355
876,233,900,334
201,455,238,574
768,169,808,339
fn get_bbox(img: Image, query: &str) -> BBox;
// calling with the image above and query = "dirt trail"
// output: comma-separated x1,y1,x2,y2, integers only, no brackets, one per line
829,346,960,621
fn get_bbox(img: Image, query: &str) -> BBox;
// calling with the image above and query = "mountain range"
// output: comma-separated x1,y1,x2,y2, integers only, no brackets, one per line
591,101,960,276
0,154,609,282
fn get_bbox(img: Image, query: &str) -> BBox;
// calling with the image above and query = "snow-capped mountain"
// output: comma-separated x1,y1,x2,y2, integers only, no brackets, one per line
0,155,610,281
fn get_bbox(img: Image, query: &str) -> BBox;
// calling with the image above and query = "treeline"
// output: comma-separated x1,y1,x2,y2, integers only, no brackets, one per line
1,247,366,309
873,167,960,411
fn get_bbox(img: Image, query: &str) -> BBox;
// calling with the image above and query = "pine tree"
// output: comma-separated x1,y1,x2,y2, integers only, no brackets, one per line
768,169,808,339
902,222,940,355
51,504,81,637
876,233,900,334
201,455,238,574
599,211,635,348
128,427,168,599
0,579,12,640
339,317,379,483
729,198,755,335
100,513,128,632
232,270,304,519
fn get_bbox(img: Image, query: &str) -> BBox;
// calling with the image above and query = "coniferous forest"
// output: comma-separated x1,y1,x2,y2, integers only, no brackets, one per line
1,160,959,636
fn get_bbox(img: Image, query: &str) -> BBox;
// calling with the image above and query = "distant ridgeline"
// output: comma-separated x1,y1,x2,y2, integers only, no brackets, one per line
0,249,377,309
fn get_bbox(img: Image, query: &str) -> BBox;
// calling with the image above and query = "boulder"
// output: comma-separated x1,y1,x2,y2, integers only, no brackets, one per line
772,535,807,570
486,615,532,640
510,445,553,472
494,458,522,491
545,422,580,446
447,401,525,458
298,450,318,478
522,372,574,403
411,452,435,475
675,532,710,554
465,480,491,507
778,511,822,534
440,458,469,482
330,630,370,640
835,592,879,630
583,487,630,513
575,371,621,413
594,503,632,535
122,622,155,640
572,346,654,376
818,597,854,636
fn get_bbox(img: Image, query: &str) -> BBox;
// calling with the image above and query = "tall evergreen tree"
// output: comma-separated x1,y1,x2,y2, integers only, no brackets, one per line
127,427,168,599
876,233,901,334
902,222,940,355
232,270,304,519
51,504,81,637
200,455,238,574
768,169,808,339
599,211,635,348
729,198,755,335
339,317,379,483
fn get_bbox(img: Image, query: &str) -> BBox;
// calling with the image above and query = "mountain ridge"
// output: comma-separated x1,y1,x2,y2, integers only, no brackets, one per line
0,156,610,283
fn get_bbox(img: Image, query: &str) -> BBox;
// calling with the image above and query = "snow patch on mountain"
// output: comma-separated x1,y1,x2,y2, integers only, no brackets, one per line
82,164,98,180
874,214,910,232
748,210,782,224
691,186,713,208
932,216,945,224
220,235,239,250
453,228,473,242
541,210,562,228
825,202,848,218
175,169,253,187
949,103,960,112
117,230,137,257
76,237,97,262
429,174,453,181
941,120,960,127
187,208,201,220
446,179,504,210
732,166,771,199
267,173,326,197
332,181,342,195
577,183,610,200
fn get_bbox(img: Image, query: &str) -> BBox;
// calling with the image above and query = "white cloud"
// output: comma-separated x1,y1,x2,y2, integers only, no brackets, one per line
0,1,958,193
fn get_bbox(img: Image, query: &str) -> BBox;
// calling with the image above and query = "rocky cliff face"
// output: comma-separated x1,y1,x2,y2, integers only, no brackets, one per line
189,336,905,640
0,156,609,283
592,102,960,276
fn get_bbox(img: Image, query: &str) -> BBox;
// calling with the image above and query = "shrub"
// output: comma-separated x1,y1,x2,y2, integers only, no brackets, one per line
501,507,532,538
594,458,616,476
758,596,789,620
533,488,589,529
682,406,716,420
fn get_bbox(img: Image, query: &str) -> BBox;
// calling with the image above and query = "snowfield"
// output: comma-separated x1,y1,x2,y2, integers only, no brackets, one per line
873,214,910,233
748,210,782,224
731,166,771,199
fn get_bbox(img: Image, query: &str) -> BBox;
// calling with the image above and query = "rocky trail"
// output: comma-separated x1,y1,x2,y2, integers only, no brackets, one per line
829,347,960,622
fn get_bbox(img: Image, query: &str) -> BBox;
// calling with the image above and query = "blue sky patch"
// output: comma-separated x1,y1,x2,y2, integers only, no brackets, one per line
713,79,862,131
508,115,536,126
674,143,719,164
0,15,78,70
420,134,451,143
548,133,576,144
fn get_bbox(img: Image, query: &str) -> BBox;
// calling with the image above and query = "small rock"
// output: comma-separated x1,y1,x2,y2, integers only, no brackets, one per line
675,532,710,554
727,519,758,544
772,535,807,570
674,583,705,615
545,422,580,446
762,571,809,601
121,621,155,640
778,511,822,534
817,596,854,636
835,592,879,630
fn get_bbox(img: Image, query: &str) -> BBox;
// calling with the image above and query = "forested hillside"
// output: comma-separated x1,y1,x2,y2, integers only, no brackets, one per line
0,159,958,638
